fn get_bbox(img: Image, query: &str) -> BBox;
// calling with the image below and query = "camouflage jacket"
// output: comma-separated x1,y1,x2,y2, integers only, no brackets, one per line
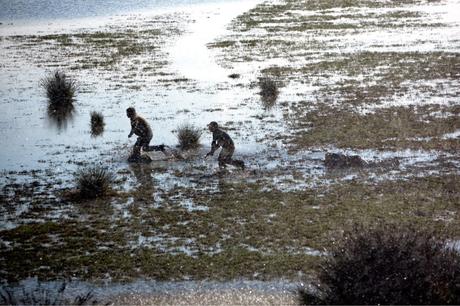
130,116,152,138
210,129,234,154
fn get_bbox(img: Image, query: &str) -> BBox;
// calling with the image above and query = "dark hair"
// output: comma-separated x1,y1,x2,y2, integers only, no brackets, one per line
126,107,136,115
207,121,218,129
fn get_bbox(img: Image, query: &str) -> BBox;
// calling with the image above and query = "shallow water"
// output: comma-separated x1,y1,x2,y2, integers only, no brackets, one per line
2,277,300,305
0,0,266,174
0,0,236,22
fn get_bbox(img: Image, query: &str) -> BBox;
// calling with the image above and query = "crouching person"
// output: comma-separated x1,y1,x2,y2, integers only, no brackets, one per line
205,121,245,170
126,107,165,161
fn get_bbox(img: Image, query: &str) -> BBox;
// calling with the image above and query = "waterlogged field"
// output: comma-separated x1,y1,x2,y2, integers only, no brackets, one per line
0,0,459,302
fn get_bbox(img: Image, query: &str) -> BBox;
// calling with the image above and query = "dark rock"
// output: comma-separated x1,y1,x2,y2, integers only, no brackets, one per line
228,73,240,79
324,152,366,169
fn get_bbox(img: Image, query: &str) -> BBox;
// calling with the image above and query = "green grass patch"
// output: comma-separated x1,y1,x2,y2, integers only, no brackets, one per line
286,103,460,151
1,174,458,282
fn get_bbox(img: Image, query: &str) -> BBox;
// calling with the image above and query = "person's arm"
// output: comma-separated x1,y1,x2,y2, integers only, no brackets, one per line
205,134,219,157
128,119,135,138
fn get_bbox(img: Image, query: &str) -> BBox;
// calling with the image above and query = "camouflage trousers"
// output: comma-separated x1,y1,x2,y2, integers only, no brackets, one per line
132,136,164,158
218,147,245,169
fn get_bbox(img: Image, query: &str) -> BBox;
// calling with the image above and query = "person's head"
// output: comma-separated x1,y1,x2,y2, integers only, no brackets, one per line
207,121,218,132
126,107,136,119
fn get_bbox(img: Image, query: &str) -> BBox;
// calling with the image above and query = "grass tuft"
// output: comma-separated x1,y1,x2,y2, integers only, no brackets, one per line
228,73,241,79
47,103,75,130
259,77,278,98
40,71,77,106
90,111,105,137
258,77,279,109
75,165,113,199
0,280,99,305
299,223,460,305
176,124,202,150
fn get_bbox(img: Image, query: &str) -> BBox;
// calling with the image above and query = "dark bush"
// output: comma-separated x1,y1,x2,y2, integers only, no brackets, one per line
75,165,113,199
299,223,460,305
176,124,201,150
228,73,240,79
90,111,105,137
258,77,279,109
41,71,77,106
47,102,75,130
259,77,278,97
0,280,98,305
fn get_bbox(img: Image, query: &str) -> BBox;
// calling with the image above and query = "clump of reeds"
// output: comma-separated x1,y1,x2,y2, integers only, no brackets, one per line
75,165,113,199
41,71,77,106
90,111,105,137
47,102,75,130
259,77,278,98
298,223,460,305
258,77,279,109
228,73,240,79
0,279,99,305
176,124,202,150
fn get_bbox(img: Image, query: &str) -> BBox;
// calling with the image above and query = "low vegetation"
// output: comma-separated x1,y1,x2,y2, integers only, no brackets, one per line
176,124,202,150
0,280,98,305
259,77,278,99
47,103,75,130
75,165,113,199
258,77,279,109
40,71,77,106
1,174,458,282
286,104,460,152
299,223,460,305
90,111,105,137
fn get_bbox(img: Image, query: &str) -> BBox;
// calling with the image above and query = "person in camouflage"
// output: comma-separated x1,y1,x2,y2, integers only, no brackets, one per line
126,107,164,161
205,121,245,170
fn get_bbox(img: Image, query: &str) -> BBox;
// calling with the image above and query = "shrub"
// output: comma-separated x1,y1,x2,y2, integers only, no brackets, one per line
258,77,279,109
228,73,240,79
75,165,113,199
259,77,278,98
0,280,98,305
47,103,74,130
90,111,105,137
176,124,201,150
40,71,77,106
299,223,460,305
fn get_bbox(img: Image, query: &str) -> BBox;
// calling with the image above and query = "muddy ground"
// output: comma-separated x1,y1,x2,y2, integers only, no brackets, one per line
0,0,459,302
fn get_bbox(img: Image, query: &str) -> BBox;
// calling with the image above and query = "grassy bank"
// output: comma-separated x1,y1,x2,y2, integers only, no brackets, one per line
1,173,458,282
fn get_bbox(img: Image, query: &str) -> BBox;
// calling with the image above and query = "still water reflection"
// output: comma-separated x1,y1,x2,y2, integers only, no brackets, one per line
0,0,233,22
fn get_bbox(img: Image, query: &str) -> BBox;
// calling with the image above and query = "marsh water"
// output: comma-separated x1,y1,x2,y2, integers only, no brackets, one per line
0,0,235,22
1,0,455,183
0,0,270,175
